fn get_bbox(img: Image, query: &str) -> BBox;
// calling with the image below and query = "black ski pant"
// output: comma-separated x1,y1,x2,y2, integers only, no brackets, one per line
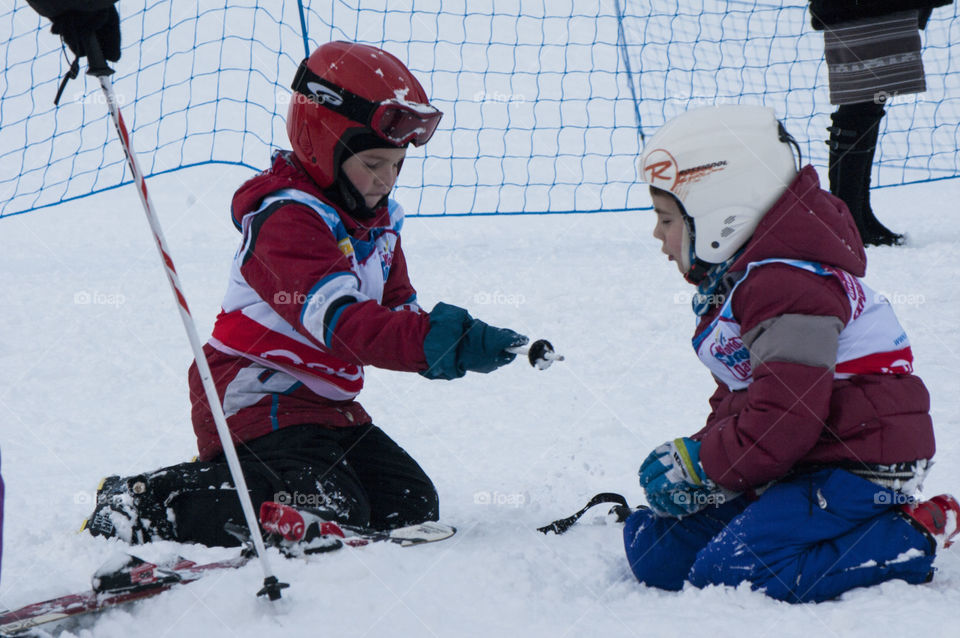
145,423,438,547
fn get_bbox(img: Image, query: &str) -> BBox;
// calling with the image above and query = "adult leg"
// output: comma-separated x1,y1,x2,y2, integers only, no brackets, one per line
689,469,934,602
821,10,926,247
338,424,438,530
827,101,903,246
623,499,747,591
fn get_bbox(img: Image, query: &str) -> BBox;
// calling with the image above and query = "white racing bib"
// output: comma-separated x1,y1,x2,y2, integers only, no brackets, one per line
692,259,913,391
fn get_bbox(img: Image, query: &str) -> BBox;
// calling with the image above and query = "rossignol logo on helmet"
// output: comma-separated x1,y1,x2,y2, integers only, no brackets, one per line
306,81,343,106
677,161,728,186
642,149,678,189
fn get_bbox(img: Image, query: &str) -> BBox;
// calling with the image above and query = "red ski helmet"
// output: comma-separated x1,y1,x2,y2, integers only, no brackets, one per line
286,41,442,189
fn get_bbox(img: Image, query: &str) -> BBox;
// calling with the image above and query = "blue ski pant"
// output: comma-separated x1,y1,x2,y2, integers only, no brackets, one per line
623,468,935,602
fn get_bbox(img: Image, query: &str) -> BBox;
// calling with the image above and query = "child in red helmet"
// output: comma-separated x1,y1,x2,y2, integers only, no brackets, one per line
624,104,957,602
83,41,527,547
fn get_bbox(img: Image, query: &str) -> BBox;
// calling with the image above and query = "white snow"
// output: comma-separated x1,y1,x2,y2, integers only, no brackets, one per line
0,166,958,637
941,510,958,550
889,548,928,564
853,548,926,570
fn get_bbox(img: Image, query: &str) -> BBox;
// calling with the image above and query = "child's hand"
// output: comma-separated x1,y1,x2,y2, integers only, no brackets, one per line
638,438,737,517
457,319,528,373
420,302,527,379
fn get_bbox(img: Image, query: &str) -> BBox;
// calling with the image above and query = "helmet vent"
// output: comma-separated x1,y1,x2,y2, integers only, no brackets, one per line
724,215,736,224
720,227,734,238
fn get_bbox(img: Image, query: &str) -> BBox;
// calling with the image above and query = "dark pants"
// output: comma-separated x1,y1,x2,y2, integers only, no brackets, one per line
147,424,438,547
624,469,934,602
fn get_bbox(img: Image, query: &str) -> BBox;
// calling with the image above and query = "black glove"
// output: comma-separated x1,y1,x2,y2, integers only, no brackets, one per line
28,1,121,62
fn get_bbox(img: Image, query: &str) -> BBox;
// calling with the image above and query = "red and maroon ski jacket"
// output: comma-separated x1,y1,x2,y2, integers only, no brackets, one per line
189,152,431,460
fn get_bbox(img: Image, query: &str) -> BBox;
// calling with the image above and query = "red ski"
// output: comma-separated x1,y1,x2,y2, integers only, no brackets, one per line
0,554,247,636
0,507,455,636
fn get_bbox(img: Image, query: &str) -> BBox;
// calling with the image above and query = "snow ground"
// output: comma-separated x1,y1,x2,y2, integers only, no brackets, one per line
0,166,958,637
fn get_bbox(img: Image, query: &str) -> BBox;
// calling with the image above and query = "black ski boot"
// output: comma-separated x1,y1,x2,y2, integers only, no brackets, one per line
827,101,904,247
83,472,177,544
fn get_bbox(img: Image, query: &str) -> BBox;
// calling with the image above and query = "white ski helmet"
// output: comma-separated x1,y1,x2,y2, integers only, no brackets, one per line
639,104,798,263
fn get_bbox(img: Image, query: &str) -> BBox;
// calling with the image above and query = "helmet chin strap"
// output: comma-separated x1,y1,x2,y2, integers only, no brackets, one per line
327,175,387,221
679,213,713,285
679,216,693,273
685,257,713,286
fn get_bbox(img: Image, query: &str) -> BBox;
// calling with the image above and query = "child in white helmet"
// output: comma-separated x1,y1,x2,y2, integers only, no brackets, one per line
625,104,957,602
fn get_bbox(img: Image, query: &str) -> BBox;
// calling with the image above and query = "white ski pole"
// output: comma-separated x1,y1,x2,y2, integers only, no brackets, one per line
81,34,286,601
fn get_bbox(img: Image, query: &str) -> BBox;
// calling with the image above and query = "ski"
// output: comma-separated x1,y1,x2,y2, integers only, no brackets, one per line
0,553,247,636
0,513,455,636
258,501,457,550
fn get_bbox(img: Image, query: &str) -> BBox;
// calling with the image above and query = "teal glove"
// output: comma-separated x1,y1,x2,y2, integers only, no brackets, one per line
638,438,737,517
421,303,528,380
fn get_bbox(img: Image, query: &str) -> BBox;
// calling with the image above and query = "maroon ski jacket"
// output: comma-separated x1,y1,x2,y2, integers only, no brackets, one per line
691,166,935,491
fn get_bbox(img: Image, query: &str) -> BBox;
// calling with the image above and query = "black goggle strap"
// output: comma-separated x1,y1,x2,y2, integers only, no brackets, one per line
291,58,380,128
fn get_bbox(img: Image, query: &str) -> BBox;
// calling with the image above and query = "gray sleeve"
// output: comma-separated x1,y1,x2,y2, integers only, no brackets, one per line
741,313,844,370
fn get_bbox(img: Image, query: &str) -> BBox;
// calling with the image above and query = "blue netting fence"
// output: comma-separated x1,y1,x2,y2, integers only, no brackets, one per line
1,1,957,219
620,1,960,192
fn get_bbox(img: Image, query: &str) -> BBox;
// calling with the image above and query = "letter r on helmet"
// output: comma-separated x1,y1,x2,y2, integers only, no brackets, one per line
642,149,678,189
646,161,673,182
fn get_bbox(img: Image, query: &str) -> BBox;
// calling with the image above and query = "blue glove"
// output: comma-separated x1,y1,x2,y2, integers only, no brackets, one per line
420,303,528,380
638,438,735,518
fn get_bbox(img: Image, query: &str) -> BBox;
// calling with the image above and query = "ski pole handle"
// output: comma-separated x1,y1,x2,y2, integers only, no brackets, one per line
82,30,114,77
507,339,564,370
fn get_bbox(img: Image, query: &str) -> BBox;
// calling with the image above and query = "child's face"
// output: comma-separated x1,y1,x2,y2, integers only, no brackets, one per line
650,189,688,274
341,146,408,209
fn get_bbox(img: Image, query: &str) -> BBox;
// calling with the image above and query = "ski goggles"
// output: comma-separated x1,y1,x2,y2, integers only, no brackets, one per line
291,58,443,147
